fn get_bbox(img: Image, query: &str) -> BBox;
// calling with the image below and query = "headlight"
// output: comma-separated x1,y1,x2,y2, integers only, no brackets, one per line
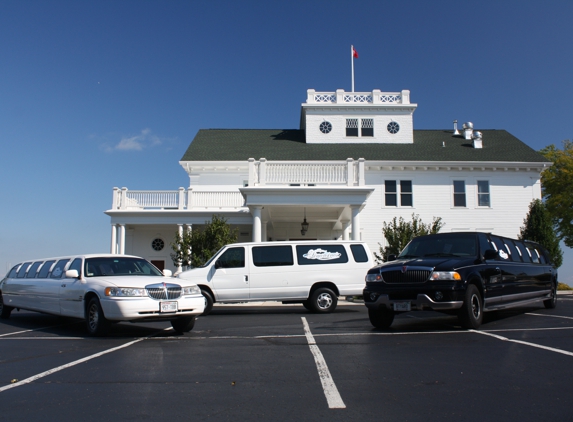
366,273,383,282
182,285,200,295
430,271,461,281
105,287,147,297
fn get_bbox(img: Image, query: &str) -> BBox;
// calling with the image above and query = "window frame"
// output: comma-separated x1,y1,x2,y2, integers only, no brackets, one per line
477,180,491,207
384,179,413,207
453,180,467,208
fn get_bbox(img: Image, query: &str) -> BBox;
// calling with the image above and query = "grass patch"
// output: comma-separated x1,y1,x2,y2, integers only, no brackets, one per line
558,282,572,291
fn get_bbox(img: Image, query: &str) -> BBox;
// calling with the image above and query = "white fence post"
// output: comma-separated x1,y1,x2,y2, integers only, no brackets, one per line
346,158,354,186
178,187,185,210
120,187,128,210
358,158,365,186
259,158,267,186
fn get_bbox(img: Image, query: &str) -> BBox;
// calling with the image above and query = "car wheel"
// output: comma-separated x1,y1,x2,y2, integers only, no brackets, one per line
302,300,313,311
544,284,557,309
309,287,338,313
0,294,13,319
86,297,110,336
458,284,483,329
368,308,394,329
171,316,196,333
201,289,214,315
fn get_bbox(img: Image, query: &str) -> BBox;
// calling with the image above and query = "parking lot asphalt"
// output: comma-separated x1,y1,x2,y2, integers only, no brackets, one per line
1,295,573,421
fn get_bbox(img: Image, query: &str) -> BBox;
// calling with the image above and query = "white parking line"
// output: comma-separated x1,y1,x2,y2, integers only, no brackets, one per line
471,330,573,357
0,328,172,393
526,312,573,320
301,317,346,409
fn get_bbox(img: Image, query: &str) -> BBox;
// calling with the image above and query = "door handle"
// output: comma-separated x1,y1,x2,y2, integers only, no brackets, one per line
244,275,248,283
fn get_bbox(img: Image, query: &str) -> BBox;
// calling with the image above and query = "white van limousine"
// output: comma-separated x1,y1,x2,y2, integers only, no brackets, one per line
0,254,205,335
177,241,374,314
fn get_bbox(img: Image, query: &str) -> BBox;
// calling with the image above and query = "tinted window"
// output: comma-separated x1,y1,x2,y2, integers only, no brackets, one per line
400,180,413,207
350,244,369,263
68,258,82,276
50,259,70,279
453,180,466,207
38,260,55,278
216,247,245,269
513,241,531,263
17,262,32,278
252,246,293,267
478,233,493,256
527,246,540,264
504,241,523,262
489,236,510,261
296,245,349,265
26,262,43,278
7,265,20,279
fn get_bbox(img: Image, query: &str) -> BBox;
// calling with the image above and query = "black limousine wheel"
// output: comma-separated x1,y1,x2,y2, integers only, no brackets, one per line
171,316,196,333
309,288,338,313
459,284,483,329
368,308,394,329
0,294,13,319
86,297,110,336
544,284,557,309
201,289,214,315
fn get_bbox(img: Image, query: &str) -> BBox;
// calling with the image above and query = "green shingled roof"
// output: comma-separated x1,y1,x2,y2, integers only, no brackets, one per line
180,129,548,163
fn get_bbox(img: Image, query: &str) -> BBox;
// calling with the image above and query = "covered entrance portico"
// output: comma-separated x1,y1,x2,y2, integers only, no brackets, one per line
240,186,374,242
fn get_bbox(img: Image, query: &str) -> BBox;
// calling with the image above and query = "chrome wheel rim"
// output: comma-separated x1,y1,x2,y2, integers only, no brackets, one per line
317,293,333,310
470,294,481,319
88,304,99,331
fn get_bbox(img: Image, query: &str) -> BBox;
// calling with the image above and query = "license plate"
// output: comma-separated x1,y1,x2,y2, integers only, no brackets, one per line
160,301,178,313
393,302,411,312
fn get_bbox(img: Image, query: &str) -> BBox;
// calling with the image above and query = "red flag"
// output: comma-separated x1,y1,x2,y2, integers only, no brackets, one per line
352,46,358,58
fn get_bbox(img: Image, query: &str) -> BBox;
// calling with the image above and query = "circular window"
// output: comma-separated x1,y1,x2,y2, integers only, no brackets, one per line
151,238,165,251
319,121,332,134
387,121,400,134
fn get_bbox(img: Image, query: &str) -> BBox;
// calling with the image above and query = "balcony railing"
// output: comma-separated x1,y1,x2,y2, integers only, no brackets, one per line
305,89,411,105
111,188,246,210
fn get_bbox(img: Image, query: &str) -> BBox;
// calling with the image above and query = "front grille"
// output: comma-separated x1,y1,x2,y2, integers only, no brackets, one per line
145,283,182,300
381,269,431,284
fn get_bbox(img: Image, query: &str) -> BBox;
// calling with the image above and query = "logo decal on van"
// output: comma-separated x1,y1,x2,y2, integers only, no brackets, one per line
303,249,342,261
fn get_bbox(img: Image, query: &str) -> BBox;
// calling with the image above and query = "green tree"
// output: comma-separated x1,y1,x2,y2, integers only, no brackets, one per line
375,213,444,262
171,215,238,269
540,140,573,247
518,199,563,268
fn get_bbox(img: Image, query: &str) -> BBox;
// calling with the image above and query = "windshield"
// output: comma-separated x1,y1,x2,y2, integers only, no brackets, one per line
200,247,225,268
85,257,163,277
399,234,478,259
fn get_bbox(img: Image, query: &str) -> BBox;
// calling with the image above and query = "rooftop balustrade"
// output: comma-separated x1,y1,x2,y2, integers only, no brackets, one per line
305,89,411,105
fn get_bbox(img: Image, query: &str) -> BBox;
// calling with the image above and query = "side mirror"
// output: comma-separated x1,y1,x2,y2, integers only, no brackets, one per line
163,269,173,277
483,249,499,260
65,269,79,278
387,254,397,262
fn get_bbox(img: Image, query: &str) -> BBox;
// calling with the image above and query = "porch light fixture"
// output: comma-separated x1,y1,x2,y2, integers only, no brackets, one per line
301,208,309,236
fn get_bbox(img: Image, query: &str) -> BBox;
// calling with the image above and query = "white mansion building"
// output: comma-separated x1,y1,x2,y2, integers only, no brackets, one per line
105,88,550,273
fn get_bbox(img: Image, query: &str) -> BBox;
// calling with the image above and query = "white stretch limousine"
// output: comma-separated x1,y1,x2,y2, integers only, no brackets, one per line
0,254,205,335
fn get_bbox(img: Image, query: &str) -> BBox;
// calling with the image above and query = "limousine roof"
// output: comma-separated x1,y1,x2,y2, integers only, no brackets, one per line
13,254,144,265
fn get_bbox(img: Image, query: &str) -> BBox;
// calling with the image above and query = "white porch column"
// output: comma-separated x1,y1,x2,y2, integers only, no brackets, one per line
186,224,192,267
252,206,262,242
342,220,350,240
177,224,184,274
261,220,268,242
351,206,361,241
119,224,126,254
110,224,117,254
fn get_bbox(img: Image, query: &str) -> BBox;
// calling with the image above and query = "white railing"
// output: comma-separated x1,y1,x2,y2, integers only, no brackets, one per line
111,188,245,210
248,158,365,186
306,89,410,105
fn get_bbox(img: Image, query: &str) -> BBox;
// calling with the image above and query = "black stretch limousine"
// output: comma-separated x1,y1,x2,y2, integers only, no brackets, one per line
364,232,557,329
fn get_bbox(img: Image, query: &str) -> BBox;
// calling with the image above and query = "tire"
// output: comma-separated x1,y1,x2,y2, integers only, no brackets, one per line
308,287,338,313
201,289,214,315
368,308,394,329
171,316,196,333
302,300,313,311
86,297,111,336
544,283,557,309
0,294,13,319
458,284,483,329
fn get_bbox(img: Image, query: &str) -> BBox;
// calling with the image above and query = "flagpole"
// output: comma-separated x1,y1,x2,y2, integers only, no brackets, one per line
351,45,354,92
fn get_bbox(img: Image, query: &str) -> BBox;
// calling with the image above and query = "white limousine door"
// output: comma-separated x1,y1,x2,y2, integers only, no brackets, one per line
59,258,86,317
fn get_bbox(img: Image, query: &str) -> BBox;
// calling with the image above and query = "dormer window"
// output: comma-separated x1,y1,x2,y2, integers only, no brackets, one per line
346,118,374,137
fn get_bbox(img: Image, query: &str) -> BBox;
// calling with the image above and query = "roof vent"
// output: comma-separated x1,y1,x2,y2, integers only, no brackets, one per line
453,120,460,135
472,131,483,149
462,122,474,140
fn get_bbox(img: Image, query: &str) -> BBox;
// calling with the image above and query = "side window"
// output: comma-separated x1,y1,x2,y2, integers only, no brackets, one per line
296,245,349,265
453,180,466,207
526,246,540,264
400,181,413,207
513,241,532,263
26,262,43,278
252,246,293,267
38,260,56,278
384,180,397,206
50,259,70,279
17,262,32,278
68,258,83,277
7,265,20,279
505,241,523,262
350,244,369,263
216,247,245,269
478,233,493,256
489,236,509,260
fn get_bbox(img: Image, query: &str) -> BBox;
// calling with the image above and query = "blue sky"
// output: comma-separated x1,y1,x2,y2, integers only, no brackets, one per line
1,0,572,283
